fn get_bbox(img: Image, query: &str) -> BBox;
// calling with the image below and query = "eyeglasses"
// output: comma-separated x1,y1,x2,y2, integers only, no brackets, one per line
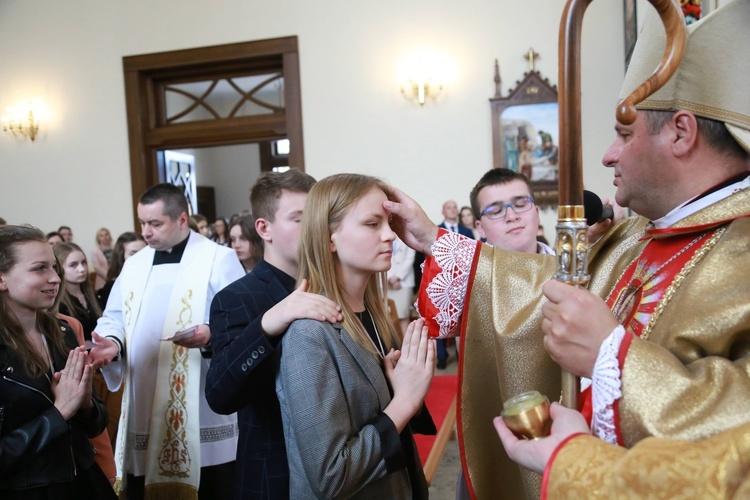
479,196,535,220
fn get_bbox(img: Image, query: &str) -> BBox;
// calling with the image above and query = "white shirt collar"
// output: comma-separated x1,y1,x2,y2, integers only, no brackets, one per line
482,240,554,255
537,241,555,255
651,175,750,229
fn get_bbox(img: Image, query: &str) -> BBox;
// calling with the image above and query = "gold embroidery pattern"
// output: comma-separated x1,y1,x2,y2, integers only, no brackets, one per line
117,406,126,472
177,290,193,330
548,423,750,498
124,291,134,328
642,227,726,341
113,477,123,496
158,344,191,477
159,289,194,478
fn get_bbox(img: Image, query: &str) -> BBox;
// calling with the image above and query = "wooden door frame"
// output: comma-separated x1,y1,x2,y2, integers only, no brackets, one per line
123,36,304,227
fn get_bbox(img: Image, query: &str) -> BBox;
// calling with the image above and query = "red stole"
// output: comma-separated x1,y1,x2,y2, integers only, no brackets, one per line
579,229,715,442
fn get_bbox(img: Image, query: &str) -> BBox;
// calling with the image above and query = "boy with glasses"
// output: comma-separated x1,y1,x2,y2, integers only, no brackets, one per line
470,168,553,255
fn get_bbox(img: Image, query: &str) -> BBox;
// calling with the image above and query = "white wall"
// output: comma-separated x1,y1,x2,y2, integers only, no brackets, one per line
173,144,261,219
0,0,629,246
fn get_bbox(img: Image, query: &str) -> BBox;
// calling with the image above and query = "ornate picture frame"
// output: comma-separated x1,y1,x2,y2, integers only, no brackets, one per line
490,63,560,208
624,0,638,71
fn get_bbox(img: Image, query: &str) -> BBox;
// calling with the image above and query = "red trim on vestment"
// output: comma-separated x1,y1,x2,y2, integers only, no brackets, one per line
580,387,592,424
417,228,449,337
646,214,750,240
456,240,483,500
613,331,633,446
540,432,589,500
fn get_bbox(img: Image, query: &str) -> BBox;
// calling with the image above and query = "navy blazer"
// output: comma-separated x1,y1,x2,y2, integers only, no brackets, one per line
438,221,475,239
206,259,293,500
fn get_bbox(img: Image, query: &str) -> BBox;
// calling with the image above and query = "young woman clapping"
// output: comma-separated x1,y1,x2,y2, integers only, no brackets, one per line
0,225,114,499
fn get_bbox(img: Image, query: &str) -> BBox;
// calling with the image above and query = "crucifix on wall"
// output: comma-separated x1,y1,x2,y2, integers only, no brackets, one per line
524,48,540,71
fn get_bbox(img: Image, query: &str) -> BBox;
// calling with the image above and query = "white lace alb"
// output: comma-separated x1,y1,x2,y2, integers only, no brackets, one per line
590,325,626,444
418,231,478,338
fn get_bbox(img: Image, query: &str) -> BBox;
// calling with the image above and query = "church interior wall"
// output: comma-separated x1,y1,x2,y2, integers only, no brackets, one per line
1,0,628,244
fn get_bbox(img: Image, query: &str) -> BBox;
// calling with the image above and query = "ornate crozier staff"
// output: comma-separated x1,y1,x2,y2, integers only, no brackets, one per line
555,0,687,408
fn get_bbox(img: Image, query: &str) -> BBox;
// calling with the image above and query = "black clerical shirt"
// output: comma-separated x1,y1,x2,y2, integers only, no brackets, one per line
152,234,190,265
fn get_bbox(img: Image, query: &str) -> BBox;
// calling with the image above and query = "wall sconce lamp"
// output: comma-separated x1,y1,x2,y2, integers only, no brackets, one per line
401,57,444,106
2,101,41,141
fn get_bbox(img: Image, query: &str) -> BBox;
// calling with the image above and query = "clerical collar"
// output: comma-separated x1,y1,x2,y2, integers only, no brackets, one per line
153,233,190,265
651,172,750,230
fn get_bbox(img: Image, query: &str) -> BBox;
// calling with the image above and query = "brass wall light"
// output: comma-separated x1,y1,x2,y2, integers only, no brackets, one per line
400,54,445,106
2,101,42,141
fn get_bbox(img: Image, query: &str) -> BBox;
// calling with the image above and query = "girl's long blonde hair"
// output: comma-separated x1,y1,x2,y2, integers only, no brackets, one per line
297,173,400,357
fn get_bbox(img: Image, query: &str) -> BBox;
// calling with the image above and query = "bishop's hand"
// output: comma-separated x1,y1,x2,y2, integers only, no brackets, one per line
541,280,618,378
384,188,440,256
494,402,590,474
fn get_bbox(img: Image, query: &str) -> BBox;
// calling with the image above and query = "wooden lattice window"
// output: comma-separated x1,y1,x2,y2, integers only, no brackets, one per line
123,36,304,227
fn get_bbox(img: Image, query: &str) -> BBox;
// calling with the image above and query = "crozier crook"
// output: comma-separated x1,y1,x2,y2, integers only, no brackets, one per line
555,0,686,408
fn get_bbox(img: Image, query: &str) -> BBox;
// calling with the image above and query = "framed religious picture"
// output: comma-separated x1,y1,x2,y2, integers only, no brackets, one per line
491,56,560,208
624,0,638,71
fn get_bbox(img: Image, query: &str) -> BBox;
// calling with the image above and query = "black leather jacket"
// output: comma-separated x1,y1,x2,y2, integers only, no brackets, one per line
0,320,108,492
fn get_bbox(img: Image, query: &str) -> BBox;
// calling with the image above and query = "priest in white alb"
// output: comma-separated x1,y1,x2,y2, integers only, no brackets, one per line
91,183,244,499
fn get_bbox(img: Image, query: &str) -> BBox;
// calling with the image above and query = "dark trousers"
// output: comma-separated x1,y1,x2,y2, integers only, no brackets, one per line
436,338,448,361
126,461,236,500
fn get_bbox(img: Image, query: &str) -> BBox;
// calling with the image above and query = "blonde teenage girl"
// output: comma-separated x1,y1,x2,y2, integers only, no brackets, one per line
277,174,436,499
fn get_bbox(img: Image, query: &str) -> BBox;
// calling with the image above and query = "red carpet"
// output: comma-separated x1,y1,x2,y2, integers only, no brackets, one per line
415,374,458,464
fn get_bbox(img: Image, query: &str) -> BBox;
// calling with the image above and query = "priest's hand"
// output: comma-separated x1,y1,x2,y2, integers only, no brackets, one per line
383,188,440,256
541,280,618,378
89,332,120,368
261,279,343,337
494,402,590,474
174,323,211,348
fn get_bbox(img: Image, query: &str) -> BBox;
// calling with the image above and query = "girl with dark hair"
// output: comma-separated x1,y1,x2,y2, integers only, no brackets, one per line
228,215,263,273
53,243,102,340
460,205,481,240
0,225,113,499
96,232,146,309
212,217,229,246
46,231,64,246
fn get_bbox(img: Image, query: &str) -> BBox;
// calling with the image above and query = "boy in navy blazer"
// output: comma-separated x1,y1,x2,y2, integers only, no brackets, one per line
205,170,342,499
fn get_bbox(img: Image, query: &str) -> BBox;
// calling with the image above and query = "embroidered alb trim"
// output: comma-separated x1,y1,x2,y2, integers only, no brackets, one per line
131,433,149,451
199,423,240,443
591,325,625,444
422,232,478,338
130,423,239,450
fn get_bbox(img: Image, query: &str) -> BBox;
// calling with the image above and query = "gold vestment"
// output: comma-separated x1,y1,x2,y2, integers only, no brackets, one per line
545,422,750,499
457,187,750,499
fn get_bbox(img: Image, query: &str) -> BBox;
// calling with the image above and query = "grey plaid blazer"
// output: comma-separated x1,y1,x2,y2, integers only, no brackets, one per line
277,318,420,499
